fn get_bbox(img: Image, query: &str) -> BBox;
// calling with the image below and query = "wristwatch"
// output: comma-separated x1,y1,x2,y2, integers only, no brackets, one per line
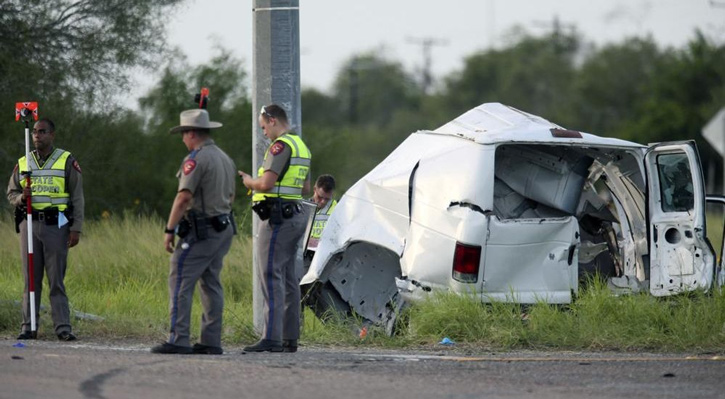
164,226,175,234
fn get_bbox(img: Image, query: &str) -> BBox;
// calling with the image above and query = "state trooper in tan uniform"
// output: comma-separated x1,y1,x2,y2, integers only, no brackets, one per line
151,109,237,355
239,104,311,353
6,118,84,341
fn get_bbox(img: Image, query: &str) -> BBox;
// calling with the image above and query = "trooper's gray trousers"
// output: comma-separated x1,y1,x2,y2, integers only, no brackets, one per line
256,206,307,342
19,219,72,335
167,224,233,348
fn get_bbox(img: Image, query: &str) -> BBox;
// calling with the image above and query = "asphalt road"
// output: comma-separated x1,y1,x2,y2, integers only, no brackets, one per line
1,338,724,399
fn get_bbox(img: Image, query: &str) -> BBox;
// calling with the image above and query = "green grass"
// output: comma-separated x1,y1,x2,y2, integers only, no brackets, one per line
404,278,725,352
1,214,724,352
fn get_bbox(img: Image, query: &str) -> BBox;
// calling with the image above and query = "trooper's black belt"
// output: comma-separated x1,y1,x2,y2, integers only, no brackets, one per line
252,199,302,223
253,201,302,213
177,212,234,239
31,208,60,224
190,213,233,232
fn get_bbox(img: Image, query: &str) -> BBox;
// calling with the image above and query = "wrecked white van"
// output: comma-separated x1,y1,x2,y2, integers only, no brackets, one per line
300,103,725,333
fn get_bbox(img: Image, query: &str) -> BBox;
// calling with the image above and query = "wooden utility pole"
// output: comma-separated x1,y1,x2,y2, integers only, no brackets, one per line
407,37,447,94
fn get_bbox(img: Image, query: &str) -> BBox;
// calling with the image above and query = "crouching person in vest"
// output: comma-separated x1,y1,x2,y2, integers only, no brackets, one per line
239,104,311,353
6,118,84,341
306,174,337,257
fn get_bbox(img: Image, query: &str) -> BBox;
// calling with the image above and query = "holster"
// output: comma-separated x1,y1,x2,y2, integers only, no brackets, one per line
177,218,192,239
252,201,271,221
14,207,23,233
269,201,283,226
65,205,75,227
253,199,282,225
193,214,210,240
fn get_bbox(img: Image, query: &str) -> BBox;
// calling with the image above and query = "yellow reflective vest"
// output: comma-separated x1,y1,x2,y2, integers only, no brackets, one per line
18,149,71,211
310,199,337,240
253,134,311,202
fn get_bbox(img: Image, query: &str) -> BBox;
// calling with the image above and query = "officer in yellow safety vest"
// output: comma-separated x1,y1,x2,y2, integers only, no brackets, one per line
306,174,337,254
6,118,84,342
239,104,311,353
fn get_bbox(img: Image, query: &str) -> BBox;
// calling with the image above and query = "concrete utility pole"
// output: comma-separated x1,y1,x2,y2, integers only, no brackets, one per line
252,0,301,334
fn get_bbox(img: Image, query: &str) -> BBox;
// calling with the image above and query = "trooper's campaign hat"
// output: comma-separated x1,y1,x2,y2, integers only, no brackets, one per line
169,109,222,134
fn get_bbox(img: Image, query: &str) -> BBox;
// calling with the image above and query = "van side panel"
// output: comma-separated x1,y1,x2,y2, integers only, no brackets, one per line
482,216,579,303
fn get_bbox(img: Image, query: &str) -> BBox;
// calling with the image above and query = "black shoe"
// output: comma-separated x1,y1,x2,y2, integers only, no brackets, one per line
150,342,193,354
192,343,223,355
243,339,284,353
282,339,298,353
57,331,77,342
17,331,37,340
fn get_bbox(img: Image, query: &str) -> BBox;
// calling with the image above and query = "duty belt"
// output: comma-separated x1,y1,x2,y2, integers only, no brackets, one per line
252,199,302,223
177,212,235,240
31,208,60,224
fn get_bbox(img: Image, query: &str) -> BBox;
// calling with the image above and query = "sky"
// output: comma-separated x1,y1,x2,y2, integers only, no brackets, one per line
127,0,725,107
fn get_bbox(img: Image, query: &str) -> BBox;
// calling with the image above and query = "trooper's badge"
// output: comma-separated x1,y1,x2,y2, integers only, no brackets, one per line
183,159,197,175
270,142,285,156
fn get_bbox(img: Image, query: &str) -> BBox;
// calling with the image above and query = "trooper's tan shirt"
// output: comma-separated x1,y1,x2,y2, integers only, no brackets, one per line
6,148,85,232
260,140,292,177
176,139,236,217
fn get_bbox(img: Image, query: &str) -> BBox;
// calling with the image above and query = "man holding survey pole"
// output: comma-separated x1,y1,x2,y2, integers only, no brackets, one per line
7,117,84,341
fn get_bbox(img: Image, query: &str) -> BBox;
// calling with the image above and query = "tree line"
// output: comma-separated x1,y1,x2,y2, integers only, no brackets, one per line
1,1,723,224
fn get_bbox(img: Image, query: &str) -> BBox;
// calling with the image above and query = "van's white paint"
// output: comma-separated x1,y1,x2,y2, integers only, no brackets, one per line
301,103,722,330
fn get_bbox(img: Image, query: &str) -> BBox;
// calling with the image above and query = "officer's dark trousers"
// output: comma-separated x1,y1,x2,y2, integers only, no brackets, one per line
256,208,307,342
19,219,72,335
167,225,233,348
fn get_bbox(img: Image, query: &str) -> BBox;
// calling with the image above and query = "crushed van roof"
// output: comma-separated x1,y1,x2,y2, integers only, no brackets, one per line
426,103,647,148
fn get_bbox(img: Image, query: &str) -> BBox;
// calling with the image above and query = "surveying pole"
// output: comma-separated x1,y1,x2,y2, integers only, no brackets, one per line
15,102,39,335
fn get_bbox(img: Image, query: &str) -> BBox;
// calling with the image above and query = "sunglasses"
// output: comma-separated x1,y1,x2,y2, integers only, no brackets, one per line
260,106,275,119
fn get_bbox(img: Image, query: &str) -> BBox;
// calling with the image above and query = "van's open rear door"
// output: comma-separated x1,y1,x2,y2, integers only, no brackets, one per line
645,141,716,296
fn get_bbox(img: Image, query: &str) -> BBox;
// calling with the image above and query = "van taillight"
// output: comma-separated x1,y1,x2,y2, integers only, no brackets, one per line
452,242,481,283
